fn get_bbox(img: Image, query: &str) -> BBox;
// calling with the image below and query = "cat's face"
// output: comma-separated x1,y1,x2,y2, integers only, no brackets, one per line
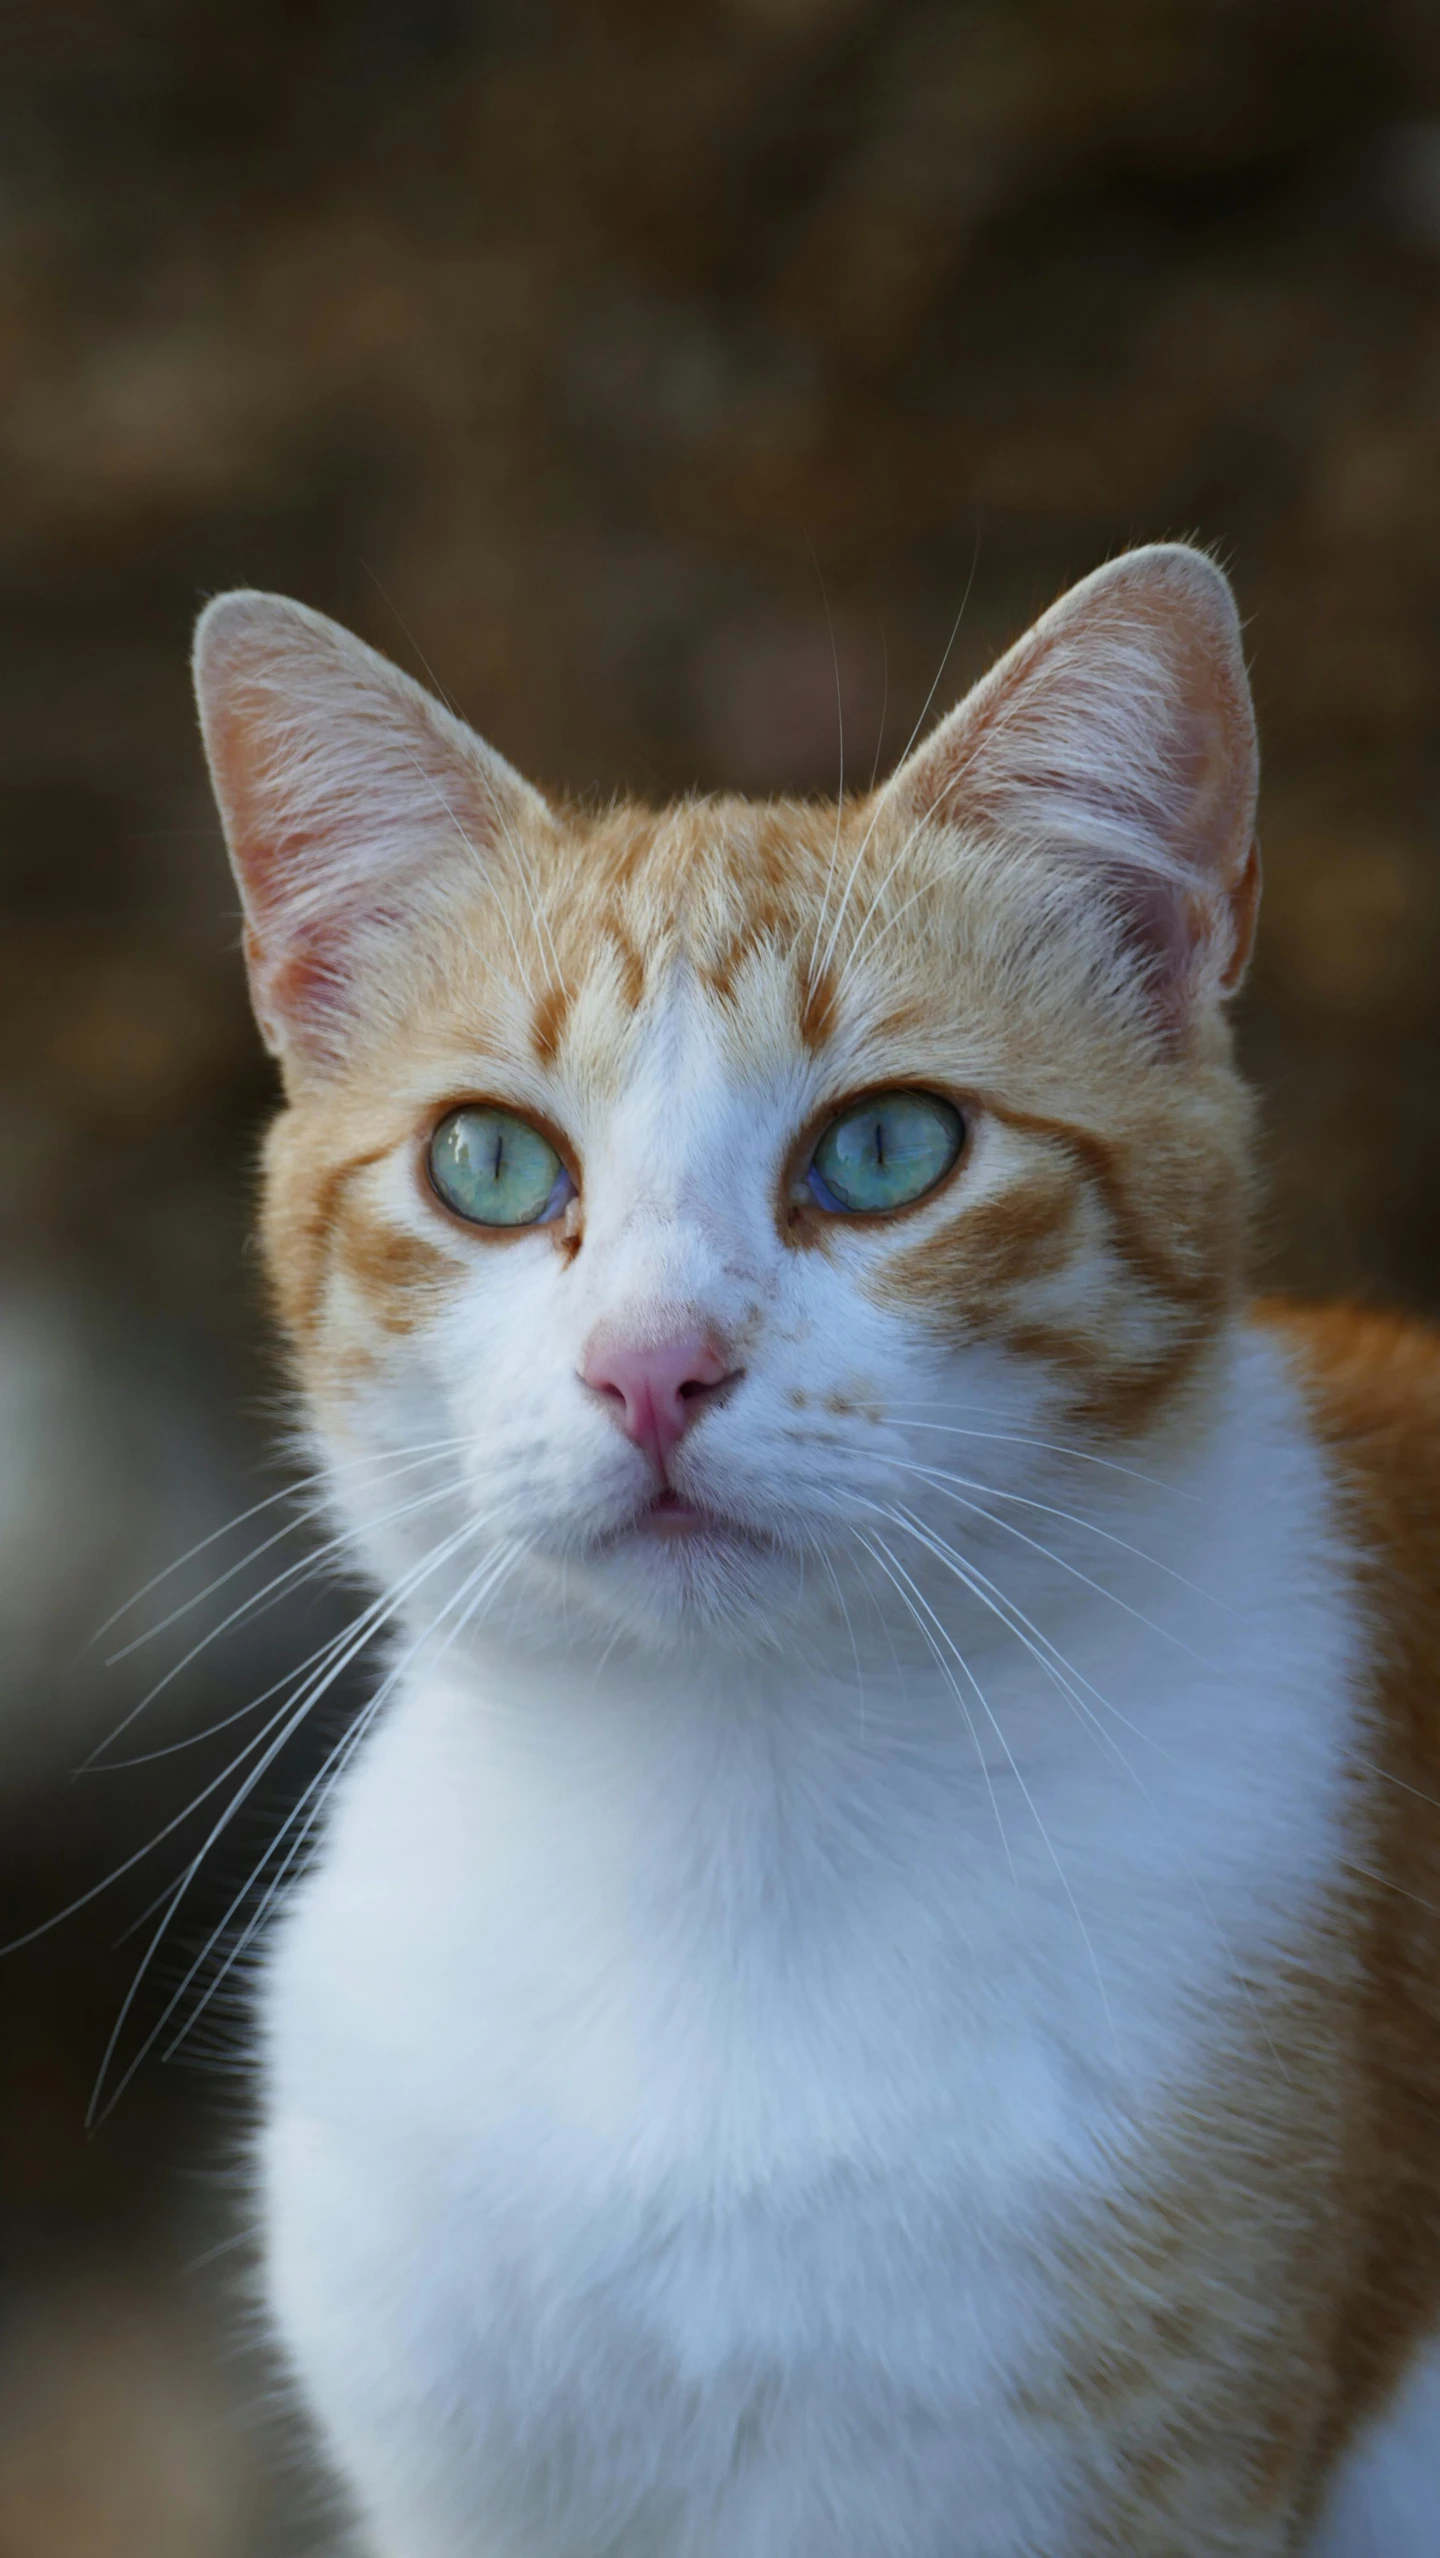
197,547,1259,1654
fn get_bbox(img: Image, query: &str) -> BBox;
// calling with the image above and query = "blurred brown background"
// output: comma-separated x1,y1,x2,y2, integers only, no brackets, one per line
2,2,1440,2550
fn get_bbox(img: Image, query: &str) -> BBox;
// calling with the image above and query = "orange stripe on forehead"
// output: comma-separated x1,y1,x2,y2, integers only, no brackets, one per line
699,899,793,1006
588,797,857,950
798,964,838,1051
530,976,573,1066
612,925,646,1012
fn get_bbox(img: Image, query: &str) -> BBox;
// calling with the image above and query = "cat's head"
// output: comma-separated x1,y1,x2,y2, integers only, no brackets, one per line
195,546,1258,1658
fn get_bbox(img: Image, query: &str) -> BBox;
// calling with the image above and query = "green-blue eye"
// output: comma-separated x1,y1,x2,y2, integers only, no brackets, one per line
428,1106,571,1228
809,1089,963,1215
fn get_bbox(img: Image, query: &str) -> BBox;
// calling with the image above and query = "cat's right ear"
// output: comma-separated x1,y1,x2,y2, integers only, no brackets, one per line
193,593,551,1072
871,546,1260,1032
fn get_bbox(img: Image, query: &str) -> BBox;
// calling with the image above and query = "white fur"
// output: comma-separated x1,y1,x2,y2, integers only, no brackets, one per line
254,964,1403,2552
1308,2339,1440,2555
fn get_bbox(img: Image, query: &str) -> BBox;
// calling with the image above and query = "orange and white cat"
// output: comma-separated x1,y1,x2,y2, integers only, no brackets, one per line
194,546,1440,2556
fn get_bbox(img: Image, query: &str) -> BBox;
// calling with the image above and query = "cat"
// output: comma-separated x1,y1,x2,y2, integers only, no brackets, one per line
193,544,1440,2556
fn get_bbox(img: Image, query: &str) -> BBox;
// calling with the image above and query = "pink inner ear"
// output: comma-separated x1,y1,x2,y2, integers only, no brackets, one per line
878,548,1260,1009
233,811,326,924
197,589,557,1067
1112,869,1200,978
246,876,428,1058
253,938,352,1043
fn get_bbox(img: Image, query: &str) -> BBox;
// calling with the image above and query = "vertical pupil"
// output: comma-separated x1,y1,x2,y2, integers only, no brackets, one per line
490,1131,505,1185
873,1112,886,1170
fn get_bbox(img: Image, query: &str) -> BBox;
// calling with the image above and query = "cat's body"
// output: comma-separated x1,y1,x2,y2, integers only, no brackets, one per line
193,549,1440,2553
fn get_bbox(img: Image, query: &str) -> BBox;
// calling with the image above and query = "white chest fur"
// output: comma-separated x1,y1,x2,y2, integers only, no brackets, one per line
261,1338,1361,2558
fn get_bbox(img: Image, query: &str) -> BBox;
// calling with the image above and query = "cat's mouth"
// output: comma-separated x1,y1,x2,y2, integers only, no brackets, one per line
642,1488,708,1538
595,1484,774,1555
640,1487,771,1547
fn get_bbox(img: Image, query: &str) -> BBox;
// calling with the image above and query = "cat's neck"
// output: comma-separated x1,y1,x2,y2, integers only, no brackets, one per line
315,1314,1356,2134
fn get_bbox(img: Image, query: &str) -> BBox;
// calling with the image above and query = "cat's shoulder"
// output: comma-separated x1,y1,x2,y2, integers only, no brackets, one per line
1254,1297,1440,1546
1252,1302,1440,2530
1253,1295,1440,1764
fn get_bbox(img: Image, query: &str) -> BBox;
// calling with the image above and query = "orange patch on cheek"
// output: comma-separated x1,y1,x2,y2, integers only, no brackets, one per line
261,1135,393,1344
334,1205,465,1334
323,1340,383,1394
1039,1334,1210,1441
866,1158,1226,1438
875,1177,1078,1326
985,1099,1240,1319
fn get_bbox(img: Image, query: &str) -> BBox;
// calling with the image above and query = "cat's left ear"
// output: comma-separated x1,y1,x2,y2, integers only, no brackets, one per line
875,544,1260,1019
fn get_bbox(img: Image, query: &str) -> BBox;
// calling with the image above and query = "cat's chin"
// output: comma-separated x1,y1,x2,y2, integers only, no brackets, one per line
537,1494,810,1651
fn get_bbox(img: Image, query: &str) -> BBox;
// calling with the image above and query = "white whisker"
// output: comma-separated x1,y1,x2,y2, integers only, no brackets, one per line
873,1501,1289,2082
877,1499,1165,1769
3,1508,485,1967
811,546,981,993
85,1509,503,2122
96,1618,377,1780
102,1444,470,1665
876,1409,1210,1505
852,1527,1015,1884
88,1434,471,1645
860,1528,1124,2050
882,1455,1231,1611
804,546,848,994
899,1475,1216,1667
85,1467,470,1766
156,1540,527,2076
865,625,889,797
818,1545,867,1729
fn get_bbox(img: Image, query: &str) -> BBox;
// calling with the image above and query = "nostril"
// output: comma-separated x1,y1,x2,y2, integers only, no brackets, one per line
580,1328,741,1462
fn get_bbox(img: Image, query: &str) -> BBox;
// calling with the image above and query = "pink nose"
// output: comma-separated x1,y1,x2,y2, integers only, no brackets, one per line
581,1329,736,1470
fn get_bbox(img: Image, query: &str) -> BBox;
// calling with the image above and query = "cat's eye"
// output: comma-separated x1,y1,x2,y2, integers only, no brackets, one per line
807,1089,963,1216
428,1106,572,1228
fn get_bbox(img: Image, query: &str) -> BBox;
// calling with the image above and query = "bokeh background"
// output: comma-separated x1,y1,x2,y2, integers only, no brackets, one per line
3,2,1440,2549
